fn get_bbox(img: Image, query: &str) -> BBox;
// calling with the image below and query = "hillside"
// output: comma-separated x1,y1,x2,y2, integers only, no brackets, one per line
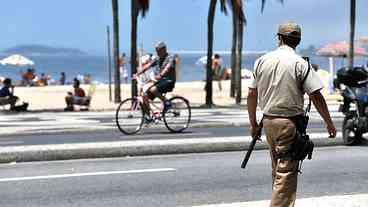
2,44,88,56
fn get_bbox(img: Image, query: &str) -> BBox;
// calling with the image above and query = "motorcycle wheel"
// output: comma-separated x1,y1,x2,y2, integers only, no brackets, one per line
342,115,362,145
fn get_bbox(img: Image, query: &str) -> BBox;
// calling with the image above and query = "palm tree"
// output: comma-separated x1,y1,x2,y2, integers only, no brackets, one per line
230,8,237,98
205,0,217,107
131,0,149,98
234,2,244,104
219,0,245,103
348,0,356,70
111,0,121,103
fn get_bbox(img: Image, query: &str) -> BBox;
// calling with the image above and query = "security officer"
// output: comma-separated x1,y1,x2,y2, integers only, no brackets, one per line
247,22,337,207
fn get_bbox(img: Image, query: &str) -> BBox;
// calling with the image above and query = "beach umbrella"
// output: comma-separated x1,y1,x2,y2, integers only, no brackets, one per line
316,41,368,93
0,54,35,67
316,41,368,57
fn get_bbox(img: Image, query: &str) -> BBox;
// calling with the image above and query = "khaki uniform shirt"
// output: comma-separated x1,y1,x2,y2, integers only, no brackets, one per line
250,45,324,117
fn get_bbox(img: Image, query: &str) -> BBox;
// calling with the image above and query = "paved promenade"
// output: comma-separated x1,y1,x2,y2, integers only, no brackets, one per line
9,80,342,111
0,80,349,163
0,104,351,163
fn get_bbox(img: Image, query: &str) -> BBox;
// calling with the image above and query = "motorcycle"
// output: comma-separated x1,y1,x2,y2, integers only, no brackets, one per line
335,66,368,145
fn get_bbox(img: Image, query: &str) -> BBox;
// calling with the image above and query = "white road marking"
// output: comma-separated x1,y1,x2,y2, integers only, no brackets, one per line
123,132,211,139
0,168,176,182
0,141,24,145
193,193,368,207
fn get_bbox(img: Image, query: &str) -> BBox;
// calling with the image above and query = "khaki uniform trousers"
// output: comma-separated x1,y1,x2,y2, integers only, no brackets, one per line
263,117,299,207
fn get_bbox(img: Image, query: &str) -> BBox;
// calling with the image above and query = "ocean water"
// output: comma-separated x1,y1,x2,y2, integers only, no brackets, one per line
0,54,366,84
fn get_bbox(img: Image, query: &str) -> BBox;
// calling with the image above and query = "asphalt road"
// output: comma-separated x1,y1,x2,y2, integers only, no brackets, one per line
0,145,366,207
0,120,343,146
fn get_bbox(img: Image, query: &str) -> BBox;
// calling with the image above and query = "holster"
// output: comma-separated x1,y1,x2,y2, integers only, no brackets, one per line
276,115,314,161
289,115,314,161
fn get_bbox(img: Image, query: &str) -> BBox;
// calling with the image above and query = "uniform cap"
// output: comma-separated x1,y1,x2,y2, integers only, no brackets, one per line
155,41,167,49
277,22,301,38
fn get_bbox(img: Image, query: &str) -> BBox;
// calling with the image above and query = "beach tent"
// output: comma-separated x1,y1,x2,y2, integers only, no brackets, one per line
316,41,368,93
0,54,35,67
241,69,253,79
196,56,208,66
195,55,223,66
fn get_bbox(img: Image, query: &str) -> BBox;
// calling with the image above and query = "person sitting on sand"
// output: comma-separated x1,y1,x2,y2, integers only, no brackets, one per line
38,73,50,86
64,78,88,111
212,54,223,91
0,78,19,109
22,68,36,86
83,74,92,84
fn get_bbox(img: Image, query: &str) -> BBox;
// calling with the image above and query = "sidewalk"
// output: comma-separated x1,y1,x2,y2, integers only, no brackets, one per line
194,194,368,207
11,80,342,111
0,80,347,163
0,106,349,163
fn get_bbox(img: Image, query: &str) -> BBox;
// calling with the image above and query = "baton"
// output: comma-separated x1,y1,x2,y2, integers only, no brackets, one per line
241,123,262,169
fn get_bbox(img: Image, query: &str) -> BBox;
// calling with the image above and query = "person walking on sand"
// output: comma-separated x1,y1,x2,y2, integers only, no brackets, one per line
247,22,336,207
60,72,66,85
212,54,223,91
119,53,128,84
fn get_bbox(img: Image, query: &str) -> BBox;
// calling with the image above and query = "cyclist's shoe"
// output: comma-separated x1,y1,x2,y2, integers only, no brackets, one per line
163,100,172,113
144,116,154,124
64,106,74,112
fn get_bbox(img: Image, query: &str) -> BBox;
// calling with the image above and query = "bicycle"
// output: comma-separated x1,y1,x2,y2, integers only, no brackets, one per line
115,78,191,135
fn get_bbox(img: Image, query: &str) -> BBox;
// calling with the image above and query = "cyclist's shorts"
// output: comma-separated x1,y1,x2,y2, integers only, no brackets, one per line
156,78,175,94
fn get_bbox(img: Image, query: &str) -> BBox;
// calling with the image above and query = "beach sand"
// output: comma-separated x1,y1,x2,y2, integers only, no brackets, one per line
10,79,341,111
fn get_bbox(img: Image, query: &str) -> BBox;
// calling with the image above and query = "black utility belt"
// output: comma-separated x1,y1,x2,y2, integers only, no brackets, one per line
264,114,314,161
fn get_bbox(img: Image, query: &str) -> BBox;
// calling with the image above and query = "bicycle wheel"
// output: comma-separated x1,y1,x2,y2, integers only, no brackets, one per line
116,98,144,135
163,96,191,133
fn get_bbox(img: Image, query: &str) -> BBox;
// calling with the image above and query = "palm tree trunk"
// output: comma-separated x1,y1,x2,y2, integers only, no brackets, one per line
348,0,356,70
112,0,121,103
235,17,243,104
130,0,139,98
230,8,237,98
205,0,217,107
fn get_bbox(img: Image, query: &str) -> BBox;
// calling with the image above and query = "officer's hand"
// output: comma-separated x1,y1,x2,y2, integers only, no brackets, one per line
155,74,162,80
250,124,259,139
327,123,337,138
133,74,138,80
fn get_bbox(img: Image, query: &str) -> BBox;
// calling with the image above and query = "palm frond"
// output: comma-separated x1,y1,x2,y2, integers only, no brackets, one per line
235,0,246,24
137,0,150,17
220,0,228,15
261,0,284,13
220,0,245,24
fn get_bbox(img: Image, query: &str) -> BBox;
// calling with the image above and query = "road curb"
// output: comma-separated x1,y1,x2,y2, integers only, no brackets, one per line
0,135,344,163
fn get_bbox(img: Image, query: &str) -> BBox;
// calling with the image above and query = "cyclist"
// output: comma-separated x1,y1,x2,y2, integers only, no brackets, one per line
134,41,176,119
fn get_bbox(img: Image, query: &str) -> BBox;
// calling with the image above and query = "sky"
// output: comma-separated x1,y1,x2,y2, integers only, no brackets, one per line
0,0,367,55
